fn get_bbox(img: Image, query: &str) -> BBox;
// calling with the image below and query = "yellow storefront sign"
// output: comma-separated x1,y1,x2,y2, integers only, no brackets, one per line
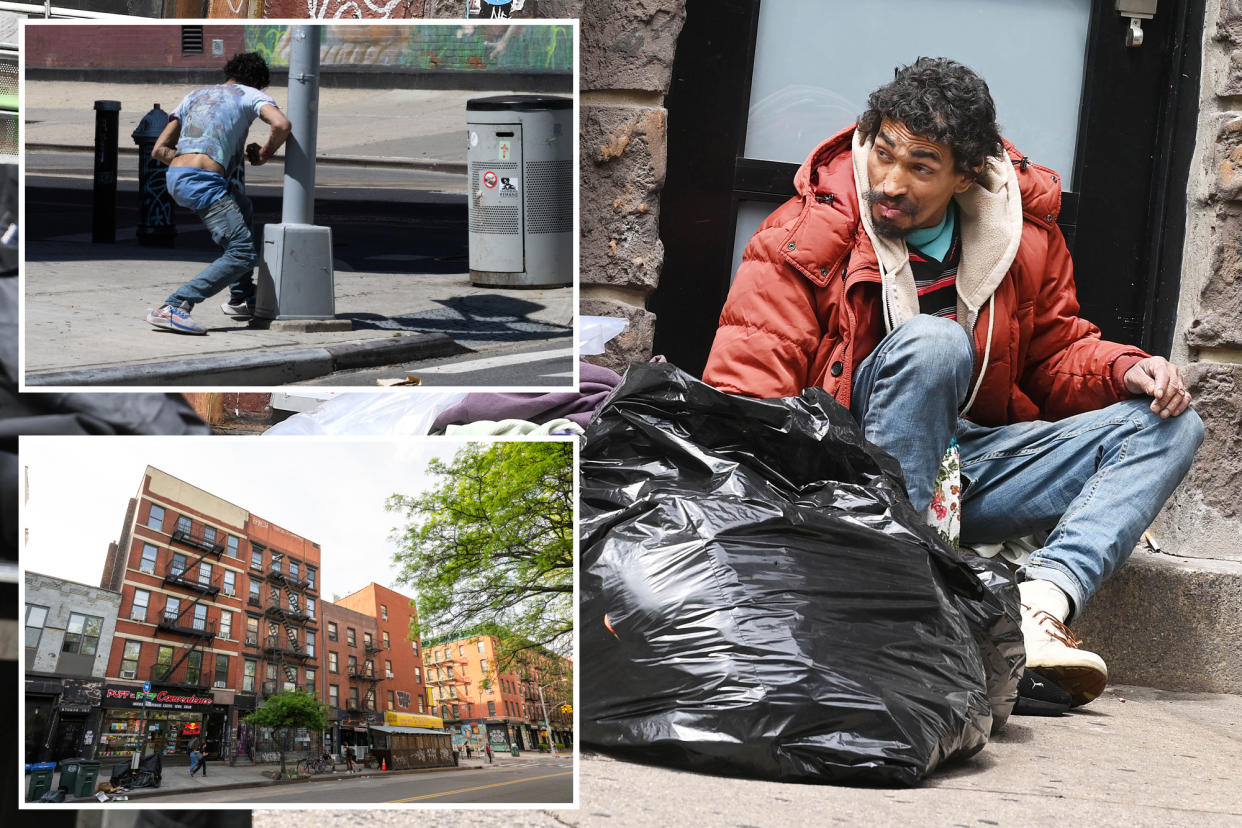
384,711,445,730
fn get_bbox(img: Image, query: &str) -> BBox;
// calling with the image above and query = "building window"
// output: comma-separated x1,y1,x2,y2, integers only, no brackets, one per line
346,628,356,647
385,660,393,679
170,552,188,577
477,640,486,654
380,604,388,620
307,597,315,619
415,667,421,682
382,631,390,648
364,632,372,649
251,548,262,570
243,659,256,692
248,581,260,605
164,596,180,622
246,617,258,646
290,560,300,580
328,622,338,641
387,690,395,710
199,561,213,586
306,668,316,693
223,570,236,596
306,567,316,590
215,654,229,687
131,589,150,621
228,535,239,557
193,604,208,631
446,664,454,679
147,504,165,530
458,645,464,656
349,687,359,708
139,544,158,574
62,613,102,656
157,645,173,668
329,684,339,707
176,515,192,535
329,652,338,673
480,658,488,673
203,526,216,544
348,655,358,672
119,640,141,679
487,701,496,717
186,650,203,685
452,704,460,719
25,604,48,651
418,696,424,713
271,555,282,574
305,631,316,658
219,610,232,640
411,640,418,656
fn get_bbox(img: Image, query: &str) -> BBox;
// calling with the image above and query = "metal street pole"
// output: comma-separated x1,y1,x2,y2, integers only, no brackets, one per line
536,682,557,758
283,25,318,226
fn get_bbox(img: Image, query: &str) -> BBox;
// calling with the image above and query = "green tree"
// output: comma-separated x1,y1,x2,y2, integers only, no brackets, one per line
387,442,573,667
244,691,328,777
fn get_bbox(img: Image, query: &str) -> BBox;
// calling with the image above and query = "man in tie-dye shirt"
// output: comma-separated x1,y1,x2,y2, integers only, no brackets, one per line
147,52,291,335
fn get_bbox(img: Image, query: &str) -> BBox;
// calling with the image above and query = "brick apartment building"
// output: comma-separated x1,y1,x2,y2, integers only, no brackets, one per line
97,466,321,764
421,629,572,753
319,600,379,754
334,583,429,739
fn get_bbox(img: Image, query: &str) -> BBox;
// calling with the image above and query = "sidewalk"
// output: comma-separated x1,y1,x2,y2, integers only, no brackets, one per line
23,80,576,387
256,687,1242,827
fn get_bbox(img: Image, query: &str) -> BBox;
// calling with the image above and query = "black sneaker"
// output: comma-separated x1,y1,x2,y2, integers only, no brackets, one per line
1013,668,1073,716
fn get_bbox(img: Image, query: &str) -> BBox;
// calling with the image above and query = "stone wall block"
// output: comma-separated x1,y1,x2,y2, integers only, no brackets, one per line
580,0,686,93
1211,114,1242,201
580,297,655,372
580,104,668,291
1218,0,1242,44
1180,364,1242,520
1186,205,1242,350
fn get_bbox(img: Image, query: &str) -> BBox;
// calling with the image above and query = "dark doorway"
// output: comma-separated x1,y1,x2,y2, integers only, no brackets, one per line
51,713,86,761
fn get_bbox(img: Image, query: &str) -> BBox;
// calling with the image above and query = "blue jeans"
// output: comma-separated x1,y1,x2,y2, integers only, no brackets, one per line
851,315,1204,617
165,193,257,309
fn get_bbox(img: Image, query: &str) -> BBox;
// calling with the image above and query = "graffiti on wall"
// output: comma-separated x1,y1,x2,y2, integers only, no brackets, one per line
244,24,570,72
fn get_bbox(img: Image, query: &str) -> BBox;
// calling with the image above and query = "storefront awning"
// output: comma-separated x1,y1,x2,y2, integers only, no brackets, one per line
368,725,445,735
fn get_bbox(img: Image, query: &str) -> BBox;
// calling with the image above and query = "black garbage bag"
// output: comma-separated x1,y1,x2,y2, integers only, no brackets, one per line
580,362,1022,787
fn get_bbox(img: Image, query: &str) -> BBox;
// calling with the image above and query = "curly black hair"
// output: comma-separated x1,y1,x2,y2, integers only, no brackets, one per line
858,57,1002,177
224,52,270,90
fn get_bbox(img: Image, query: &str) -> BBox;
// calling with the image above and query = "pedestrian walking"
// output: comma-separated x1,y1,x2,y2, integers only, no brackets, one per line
146,51,290,335
485,743,493,764
344,746,356,773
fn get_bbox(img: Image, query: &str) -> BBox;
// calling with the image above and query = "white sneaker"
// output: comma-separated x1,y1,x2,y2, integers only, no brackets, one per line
147,302,206,335
1021,603,1108,707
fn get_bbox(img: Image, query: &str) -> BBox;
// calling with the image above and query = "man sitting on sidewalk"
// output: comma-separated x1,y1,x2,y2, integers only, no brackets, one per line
703,57,1204,708
146,51,291,335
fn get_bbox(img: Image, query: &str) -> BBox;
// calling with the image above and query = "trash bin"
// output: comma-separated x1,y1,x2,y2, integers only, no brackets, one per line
70,760,101,796
25,762,55,801
510,745,520,757
466,95,573,288
57,758,83,793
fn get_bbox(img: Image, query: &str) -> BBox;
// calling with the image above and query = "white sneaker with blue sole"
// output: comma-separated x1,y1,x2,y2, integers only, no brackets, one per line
147,302,207,335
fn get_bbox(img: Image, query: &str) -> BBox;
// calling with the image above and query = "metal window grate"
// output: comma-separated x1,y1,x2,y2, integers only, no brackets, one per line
181,25,204,55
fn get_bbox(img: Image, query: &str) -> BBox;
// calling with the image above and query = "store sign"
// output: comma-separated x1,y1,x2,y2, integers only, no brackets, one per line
103,685,215,710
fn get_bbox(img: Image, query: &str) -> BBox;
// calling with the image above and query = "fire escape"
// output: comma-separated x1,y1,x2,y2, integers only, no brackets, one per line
150,523,223,689
249,547,317,699
347,650,382,718
426,652,470,722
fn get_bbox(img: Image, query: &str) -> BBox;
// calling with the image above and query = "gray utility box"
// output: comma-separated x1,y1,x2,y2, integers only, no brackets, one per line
255,223,335,319
466,95,573,288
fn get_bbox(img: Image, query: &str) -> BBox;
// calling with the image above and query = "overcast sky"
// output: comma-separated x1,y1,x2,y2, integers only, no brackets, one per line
20,436,475,603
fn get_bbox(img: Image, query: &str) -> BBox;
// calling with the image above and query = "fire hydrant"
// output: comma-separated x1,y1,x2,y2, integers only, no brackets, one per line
131,103,176,247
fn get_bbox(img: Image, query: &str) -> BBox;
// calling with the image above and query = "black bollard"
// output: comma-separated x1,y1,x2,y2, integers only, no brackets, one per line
132,103,176,247
92,100,121,244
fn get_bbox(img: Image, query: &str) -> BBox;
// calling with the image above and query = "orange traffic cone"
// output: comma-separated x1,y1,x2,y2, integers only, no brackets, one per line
381,757,387,771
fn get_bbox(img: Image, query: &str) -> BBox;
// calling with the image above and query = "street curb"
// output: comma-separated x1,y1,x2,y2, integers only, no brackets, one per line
26,143,469,176
25,333,461,387
70,764,477,802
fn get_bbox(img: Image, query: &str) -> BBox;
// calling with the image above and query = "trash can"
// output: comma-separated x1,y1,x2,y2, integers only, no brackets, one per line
466,95,573,288
25,762,55,801
57,758,83,793
70,760,101,797
510,745,520,757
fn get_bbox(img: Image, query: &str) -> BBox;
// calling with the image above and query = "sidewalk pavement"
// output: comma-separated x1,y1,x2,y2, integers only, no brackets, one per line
23,236,573,386
25,81,517,170
23,80,575,387
256,687,1242,827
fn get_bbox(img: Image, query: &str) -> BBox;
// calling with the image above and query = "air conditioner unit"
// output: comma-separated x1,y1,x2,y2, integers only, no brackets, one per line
120,669,136,679
213,681,226,689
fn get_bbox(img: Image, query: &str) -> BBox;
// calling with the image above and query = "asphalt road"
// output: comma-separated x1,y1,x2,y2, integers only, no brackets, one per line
158,761,573,804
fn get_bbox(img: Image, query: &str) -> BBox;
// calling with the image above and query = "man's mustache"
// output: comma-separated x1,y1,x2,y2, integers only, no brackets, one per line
863,189,917,217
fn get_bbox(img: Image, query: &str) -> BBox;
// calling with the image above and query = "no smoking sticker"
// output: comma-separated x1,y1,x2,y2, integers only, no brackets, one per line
483,171,498,189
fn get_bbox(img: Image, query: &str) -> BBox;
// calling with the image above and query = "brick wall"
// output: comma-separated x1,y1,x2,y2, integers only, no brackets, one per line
25,25,248,70
335,582,427,716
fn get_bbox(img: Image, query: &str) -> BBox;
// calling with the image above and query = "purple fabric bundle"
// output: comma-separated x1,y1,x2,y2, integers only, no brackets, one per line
431,361,622,432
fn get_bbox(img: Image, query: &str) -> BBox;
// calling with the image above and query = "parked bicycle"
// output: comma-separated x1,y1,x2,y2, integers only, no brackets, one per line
298,754,336,775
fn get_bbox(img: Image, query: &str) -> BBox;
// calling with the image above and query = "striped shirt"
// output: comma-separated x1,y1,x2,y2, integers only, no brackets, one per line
910,228,960,320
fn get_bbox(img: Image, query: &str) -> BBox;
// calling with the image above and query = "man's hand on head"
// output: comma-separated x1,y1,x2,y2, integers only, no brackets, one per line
1124,356,1193,418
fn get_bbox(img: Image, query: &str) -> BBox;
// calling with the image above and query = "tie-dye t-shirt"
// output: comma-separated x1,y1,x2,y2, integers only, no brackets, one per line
171,83,277,190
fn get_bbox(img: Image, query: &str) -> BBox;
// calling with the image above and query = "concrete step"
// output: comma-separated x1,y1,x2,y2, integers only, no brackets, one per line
1073,548,1242,693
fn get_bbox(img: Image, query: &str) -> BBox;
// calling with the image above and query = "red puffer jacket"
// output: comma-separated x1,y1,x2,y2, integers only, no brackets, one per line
702,126,1147,426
